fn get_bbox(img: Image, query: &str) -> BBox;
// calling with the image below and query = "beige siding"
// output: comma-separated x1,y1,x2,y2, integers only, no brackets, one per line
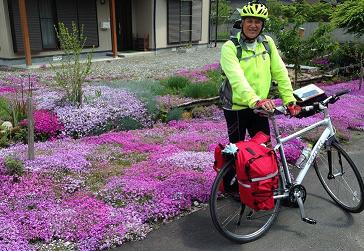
1,0,211,60
0,0,16,58
155,0,210,49
0,0,112,59
155,0,168,49
200,0,210,44
97,0,112,52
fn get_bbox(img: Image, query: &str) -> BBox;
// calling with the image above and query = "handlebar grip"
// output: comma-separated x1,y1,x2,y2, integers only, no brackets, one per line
335,89,351,97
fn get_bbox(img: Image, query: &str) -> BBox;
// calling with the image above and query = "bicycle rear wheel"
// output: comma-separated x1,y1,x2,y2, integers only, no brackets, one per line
209,160,281,243
314,142,364,213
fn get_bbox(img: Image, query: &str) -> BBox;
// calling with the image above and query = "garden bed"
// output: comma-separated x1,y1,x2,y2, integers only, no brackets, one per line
0,61,363,250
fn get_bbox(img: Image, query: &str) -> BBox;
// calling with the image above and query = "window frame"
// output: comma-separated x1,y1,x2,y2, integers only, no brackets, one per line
167,0,202,45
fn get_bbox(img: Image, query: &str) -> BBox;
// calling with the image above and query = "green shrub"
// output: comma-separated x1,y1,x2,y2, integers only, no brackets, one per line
0,97,11,121
0,95,27,128
162,76,191,94
117,116,144,131
91,116,143,135
166,108,184,122
329,43,364,67
182,82,219,99
52,22,93,106
205,70,223,85
0,133,10,148
4,155,24,176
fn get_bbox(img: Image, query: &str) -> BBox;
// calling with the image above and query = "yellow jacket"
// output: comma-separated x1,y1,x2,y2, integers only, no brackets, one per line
220,33,296,110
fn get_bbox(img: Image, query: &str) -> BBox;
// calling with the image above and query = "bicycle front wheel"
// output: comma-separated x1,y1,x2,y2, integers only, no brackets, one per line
209,160,281,244
315,142,364,213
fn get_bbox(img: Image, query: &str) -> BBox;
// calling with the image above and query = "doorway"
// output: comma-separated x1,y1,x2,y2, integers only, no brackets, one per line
115,0,133,51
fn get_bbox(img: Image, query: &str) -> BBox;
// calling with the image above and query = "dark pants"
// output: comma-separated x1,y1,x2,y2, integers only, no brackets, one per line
223,108,270,143
223,108,270,193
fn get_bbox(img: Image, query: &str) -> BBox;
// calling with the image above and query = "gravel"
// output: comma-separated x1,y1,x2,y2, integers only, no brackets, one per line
0,45,222,82
0,44,316,83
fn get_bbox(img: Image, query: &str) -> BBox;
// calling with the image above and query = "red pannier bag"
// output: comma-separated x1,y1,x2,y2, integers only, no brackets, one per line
213,143,226,192
235,132,279,211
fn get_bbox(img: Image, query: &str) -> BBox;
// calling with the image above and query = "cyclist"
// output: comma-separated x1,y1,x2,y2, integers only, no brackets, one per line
220,1,301,143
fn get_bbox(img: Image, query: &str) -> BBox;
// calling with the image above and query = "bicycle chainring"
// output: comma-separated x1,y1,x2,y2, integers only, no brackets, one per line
286,184,307,208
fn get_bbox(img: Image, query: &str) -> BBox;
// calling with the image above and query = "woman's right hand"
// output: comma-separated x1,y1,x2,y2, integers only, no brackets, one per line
256,99,275,112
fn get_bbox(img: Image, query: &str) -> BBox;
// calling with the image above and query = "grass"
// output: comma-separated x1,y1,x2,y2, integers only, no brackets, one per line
182,81,220,99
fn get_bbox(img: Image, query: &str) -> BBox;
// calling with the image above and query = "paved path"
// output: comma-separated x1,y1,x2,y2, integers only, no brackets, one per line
116,132,364,251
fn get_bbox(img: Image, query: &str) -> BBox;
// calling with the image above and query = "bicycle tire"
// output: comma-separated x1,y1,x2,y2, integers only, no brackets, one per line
314,141,364,213
209,160,282,243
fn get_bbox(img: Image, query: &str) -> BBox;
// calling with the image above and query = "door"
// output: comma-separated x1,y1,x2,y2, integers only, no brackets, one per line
115,0,133,51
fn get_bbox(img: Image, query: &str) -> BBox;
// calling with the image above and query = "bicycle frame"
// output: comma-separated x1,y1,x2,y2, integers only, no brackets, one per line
270,106,335,192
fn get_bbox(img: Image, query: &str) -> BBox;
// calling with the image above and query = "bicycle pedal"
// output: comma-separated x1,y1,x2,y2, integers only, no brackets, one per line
302,217,317,225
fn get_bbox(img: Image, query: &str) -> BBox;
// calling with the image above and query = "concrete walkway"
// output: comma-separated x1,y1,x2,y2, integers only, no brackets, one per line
116,131,364,251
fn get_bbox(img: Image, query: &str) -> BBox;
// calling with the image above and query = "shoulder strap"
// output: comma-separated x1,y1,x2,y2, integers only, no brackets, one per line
230,37,242,61
230,36,271,61
262,35,271,56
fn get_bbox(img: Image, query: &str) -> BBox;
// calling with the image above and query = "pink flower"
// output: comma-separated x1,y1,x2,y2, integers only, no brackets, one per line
20,109,64,140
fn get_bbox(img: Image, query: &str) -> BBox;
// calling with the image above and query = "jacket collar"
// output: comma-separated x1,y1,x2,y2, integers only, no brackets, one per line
238,32,266,50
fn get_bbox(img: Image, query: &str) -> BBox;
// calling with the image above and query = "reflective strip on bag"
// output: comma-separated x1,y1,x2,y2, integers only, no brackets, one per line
250,170,278,182
238,180,251,188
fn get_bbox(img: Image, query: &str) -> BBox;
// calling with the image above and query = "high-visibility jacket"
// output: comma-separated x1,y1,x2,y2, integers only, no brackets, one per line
220,33,296,110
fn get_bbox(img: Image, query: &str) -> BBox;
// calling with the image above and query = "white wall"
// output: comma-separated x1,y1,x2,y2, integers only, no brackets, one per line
0,0,16,58
155,0,168,49
0,0,112,59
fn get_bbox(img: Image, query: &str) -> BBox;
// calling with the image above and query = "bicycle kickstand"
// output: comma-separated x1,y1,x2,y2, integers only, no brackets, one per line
295,192,317,225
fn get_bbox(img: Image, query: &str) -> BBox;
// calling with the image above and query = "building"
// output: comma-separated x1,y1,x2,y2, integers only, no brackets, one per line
0,0,211,66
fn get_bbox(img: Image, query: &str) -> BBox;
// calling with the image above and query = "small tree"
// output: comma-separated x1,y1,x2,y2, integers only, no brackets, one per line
52,22,93,106
331,0,364,37
331,0,364,90
210,0,232,24
266,0,337,87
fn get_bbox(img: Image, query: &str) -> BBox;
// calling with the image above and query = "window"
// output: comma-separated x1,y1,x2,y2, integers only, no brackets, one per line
38,0,57,49
168,0,202,44
8,0,99,52
180,0,192,42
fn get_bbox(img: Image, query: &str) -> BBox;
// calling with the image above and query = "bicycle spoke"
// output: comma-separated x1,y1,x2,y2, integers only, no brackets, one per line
315,142,364,212
221,208,240,227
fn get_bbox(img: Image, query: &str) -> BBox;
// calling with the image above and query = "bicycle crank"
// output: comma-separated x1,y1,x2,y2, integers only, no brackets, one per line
290,184,317,225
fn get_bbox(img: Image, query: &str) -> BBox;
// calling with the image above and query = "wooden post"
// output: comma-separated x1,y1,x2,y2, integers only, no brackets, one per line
27,75,34,160
360,52,363,90
110,0,118,57
18,0,32,66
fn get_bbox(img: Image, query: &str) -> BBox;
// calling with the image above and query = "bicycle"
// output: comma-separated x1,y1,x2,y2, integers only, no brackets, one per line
209,89,364,243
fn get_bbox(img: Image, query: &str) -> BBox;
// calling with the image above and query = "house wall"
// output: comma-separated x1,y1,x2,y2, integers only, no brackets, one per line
155,0,210,49
0,0,15,58
0,0,112,59
1,0,211,60
200,0,210,45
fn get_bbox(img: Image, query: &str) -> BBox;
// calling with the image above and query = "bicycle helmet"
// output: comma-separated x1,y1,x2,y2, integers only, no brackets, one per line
239,1,268,21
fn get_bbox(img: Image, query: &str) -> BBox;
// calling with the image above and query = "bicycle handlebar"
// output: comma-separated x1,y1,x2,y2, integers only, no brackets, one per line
298,88,351,114
333,89,351,97
254,89,351,117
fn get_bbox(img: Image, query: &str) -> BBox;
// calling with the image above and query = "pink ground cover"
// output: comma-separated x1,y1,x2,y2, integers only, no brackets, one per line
0,80,362,250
